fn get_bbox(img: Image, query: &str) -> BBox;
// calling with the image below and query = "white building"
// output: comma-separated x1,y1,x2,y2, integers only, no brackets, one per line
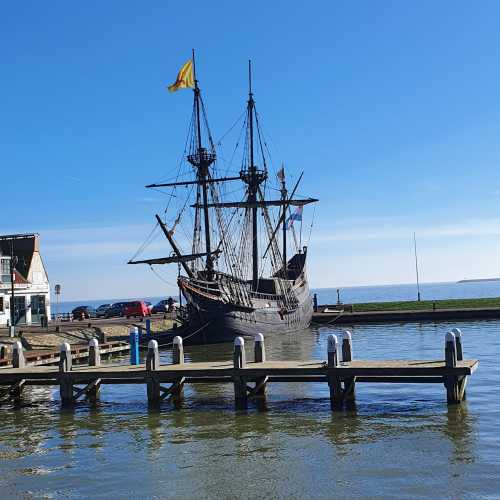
0,234,51,326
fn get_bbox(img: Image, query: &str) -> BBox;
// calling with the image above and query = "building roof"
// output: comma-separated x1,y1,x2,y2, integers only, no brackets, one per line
0,234,39,280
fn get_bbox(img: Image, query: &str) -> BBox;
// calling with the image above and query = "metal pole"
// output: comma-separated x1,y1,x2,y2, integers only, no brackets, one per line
413,232,421,302
10,241,17,336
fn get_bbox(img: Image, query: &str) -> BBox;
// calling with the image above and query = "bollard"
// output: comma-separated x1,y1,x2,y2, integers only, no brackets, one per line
146,318,151,337
173,336,184,364
451,328,466,400
327,334,342,410
59,343,74,406
146,340,160,405
451,328,463,361
233,337,247,409
12,341,25,368
11,341,25,398
253,333,267,398
444,332,459,404
327,334,339,367
0,344,5,360
445,332,457,368
172,336,184,403
254,333,266,363
88,338,101,402
89,338,101,366
341,331,355,402
341,330,352,362
9,326,15,338
129,327,140,365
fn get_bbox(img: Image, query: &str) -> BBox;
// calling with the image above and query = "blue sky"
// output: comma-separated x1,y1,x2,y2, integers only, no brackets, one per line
2,1,500,300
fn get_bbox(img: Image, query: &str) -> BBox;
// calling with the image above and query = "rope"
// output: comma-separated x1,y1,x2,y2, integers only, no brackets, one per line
152,319,213,348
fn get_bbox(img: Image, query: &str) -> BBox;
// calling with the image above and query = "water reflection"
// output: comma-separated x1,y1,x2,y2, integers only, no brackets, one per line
0,319,496,498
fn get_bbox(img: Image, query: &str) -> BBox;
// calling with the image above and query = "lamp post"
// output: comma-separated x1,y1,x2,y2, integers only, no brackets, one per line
9,241,18,337
55,284,61,321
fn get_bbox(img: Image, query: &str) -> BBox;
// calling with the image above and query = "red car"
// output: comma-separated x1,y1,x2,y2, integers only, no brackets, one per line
123,301,151,319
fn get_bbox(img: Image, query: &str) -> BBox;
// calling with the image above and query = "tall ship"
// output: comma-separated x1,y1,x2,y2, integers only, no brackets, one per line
129,55,318,342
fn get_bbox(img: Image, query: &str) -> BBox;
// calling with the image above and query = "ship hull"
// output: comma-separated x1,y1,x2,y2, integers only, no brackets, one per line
179,277,313,343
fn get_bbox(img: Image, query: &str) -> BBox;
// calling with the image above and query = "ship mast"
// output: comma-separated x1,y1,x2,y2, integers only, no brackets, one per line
242,60,267,290
280,169,287,277
187,49,215,278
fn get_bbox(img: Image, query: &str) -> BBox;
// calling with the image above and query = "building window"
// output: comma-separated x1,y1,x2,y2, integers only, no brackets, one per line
1,258,11,284
0,297,3,312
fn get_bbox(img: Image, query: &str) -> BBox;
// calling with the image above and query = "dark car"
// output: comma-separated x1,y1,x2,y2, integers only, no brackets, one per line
72,306,97,320
105,302,129,318
151,297,179,313
96,304,111,318
151,299,169,313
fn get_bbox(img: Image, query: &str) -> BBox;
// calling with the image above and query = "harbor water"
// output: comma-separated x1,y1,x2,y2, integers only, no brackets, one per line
1,284,500,498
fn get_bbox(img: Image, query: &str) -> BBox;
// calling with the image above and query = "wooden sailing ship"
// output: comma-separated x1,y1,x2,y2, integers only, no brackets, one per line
129,56,318,342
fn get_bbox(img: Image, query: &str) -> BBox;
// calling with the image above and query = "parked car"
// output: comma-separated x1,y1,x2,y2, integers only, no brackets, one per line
144,301,153,314
123,301,151,318
104,302,128,318
151,299,169,313
96,303,111,318
71,306,97,320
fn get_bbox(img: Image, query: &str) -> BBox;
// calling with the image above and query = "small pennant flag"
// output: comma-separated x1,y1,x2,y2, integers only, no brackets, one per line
168,59,195,92
286,206,303,230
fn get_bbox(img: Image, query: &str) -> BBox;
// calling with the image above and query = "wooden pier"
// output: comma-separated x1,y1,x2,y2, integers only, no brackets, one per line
0,329,478,410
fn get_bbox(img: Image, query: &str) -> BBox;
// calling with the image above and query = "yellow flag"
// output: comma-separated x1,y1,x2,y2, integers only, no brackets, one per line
167,59,195,92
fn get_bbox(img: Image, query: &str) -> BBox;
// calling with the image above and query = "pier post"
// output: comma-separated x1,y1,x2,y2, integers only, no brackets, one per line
12,341,25,368
451,328,463,361
451,327,467,400
444,332,460,404
88,338,101,402
342,330,355,402
233,337,247,410
146,340,160,406
0,344,6,360
11,341,26,399
327,334,343,410
146,318,151,338
171,336,184,403
253,333,267,398
130,327,140,365
59,342,74,407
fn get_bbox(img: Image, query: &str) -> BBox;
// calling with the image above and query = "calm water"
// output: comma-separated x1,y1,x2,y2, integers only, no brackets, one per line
2,284,500,498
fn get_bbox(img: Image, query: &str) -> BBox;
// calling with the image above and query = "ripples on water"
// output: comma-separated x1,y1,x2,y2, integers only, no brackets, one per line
1,320,500,498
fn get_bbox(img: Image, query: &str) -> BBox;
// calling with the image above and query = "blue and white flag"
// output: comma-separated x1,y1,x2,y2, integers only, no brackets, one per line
285,206,303,230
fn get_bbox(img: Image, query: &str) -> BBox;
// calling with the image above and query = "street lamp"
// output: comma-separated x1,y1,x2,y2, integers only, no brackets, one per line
9,241,18,337
55,284,61,321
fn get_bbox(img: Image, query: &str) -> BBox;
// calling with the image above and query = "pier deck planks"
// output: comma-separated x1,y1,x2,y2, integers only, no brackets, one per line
0,358,478,383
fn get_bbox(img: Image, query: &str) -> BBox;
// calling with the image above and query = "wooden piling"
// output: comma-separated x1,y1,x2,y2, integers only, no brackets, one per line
88,338,101,402
11,341,26,399
444,332,461,404
253,333,267,398
327,334,343,410
233,337,247,409
59,342,74,406
452,328,463,361
12,341,25,368
146,340,160,405
451,328,467,400
342,330,355,402
171,336,184,403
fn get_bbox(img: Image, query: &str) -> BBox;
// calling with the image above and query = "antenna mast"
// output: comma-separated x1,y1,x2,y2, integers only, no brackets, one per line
413,232,421,302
